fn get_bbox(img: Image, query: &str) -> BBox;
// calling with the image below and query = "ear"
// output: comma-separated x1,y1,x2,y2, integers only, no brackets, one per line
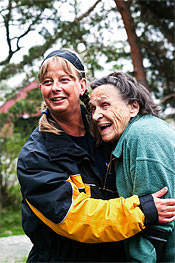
129,101,140,117
79,78,87,96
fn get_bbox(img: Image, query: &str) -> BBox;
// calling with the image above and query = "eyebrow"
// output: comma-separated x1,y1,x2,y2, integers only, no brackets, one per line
90,95,110,102
44,72,70,78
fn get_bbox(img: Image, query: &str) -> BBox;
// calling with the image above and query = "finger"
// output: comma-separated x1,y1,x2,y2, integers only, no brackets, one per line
158,204,175,212
159,215,175,223
159,212,175,218
162,206,175,212
161,199,175,206
152,187,168,198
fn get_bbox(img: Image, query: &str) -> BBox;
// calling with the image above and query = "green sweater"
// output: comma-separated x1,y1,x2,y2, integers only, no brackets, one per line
113,114,175,263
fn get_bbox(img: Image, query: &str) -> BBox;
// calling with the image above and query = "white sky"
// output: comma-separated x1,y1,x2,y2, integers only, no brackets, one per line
0,0,129,62
0,0,131,102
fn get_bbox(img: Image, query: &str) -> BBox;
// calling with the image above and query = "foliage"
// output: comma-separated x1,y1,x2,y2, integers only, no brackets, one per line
0,113,9,127
0,102,40,209
0,202,24,237
0,133,25,207
9,88,42,119
130,0,175,112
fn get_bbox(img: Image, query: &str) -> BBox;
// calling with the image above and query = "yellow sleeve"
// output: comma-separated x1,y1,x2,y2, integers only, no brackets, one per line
27,182,145,243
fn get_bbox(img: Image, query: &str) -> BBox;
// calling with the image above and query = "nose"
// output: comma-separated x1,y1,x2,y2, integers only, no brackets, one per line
52,81,62,92
92,109,103,122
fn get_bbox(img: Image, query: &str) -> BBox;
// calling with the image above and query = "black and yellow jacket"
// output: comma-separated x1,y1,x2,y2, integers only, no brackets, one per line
17,108,155,262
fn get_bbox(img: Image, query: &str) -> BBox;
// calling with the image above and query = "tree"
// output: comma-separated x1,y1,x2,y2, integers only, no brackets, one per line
114,0,149,90
0,87,41,208
114,0,174,113
1,0,174,112
0,0,102,81
1,134,26,207
129,0,175,113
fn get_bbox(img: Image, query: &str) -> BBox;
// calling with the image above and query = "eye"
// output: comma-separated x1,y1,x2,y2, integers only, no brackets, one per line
90,105,96,113
101,102,110,109
60,77,71,83
42,79,52,85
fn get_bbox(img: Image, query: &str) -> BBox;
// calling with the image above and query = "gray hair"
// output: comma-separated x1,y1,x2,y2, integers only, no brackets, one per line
90,72,160,116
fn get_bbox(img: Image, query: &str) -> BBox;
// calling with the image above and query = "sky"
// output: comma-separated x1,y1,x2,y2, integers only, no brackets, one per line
0,0,116,62
0,0,132,101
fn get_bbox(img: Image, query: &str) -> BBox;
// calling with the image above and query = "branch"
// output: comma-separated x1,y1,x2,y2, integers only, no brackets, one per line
159,93,175,104
75,0,102,22
15,11,43,50
138,1,174,44
4,0,13,58
0,5,43,65
0,0,103,78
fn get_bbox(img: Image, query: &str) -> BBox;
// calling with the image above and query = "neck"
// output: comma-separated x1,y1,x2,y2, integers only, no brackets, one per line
51,110,85,137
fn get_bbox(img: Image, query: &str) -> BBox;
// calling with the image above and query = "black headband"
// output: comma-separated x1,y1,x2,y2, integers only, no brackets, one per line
41,49,85,78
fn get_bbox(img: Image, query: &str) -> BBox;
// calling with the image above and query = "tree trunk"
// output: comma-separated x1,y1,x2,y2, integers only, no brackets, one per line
114,0,149,90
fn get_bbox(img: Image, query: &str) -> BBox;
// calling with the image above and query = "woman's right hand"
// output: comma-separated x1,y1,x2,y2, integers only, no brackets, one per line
152,187,175,223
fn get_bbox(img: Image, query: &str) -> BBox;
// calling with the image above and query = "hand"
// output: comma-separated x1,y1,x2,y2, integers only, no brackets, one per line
152,187,175,223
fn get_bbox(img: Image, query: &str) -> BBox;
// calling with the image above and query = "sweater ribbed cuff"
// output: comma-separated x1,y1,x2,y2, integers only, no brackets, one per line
139,194,158,224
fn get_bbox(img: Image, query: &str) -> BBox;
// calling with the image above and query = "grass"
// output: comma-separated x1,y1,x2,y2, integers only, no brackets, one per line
2,257,27,263
0,205,24,237
0,205,29,263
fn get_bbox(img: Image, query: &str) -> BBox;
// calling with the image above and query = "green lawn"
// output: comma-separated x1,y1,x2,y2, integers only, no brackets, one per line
0,206,24,237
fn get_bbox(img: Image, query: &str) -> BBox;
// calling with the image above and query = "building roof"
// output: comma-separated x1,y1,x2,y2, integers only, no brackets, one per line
0,80,37,113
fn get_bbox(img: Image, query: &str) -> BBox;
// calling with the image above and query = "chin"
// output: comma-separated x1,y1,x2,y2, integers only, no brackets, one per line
101,136,113,143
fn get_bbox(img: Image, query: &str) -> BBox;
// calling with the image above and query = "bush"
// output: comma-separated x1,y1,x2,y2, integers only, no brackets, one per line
0,203,24,237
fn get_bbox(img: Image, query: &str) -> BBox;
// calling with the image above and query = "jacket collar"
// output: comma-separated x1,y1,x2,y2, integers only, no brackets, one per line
112,114,142,158
42,107,95,164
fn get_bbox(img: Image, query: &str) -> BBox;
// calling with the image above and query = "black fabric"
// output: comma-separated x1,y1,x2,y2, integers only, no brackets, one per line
27,238,126,262
41,49,85,77
69,133,91,154
139,194,158,224
18,109,126,262
141,227,169,262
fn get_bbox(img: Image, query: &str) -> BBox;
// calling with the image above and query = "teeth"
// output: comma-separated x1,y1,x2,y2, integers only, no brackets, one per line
100,124,111,130
52,98,64,101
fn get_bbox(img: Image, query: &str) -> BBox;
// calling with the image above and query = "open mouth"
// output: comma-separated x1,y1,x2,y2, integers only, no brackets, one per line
51,97,66,102
99,123,112,131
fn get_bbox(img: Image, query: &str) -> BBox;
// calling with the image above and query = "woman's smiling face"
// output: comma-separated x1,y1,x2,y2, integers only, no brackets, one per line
40,59,86,118
90,84,139,142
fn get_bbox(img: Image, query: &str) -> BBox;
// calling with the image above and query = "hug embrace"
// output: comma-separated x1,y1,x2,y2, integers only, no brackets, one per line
17,49,175,262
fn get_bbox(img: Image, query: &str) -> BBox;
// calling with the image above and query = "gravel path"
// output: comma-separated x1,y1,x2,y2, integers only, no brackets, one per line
0,235,32,263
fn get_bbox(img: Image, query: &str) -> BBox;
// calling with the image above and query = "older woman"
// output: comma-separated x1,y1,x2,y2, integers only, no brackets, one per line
90,72,175,262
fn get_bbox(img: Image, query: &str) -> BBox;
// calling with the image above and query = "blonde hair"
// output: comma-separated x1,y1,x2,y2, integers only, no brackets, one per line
38,56,83,84
39,102,62,134
38,56,88,134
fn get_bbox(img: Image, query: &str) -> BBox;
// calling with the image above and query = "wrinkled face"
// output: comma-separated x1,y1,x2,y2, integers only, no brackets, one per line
90,84,139,142
40,60,86,118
